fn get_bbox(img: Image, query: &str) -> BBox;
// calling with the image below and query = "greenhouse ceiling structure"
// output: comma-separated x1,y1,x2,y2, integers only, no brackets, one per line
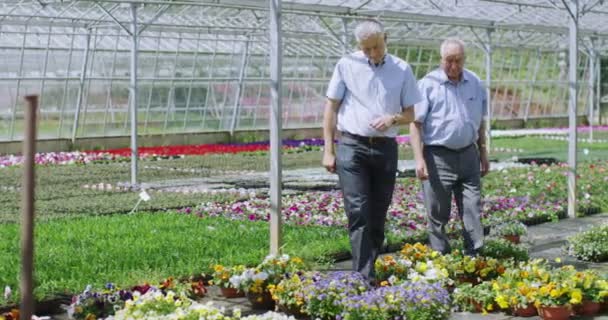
0,0,607,142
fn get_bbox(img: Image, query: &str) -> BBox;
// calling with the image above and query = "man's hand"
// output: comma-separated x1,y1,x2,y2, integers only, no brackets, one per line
480,151,490,177
369,115,395,131
323,152,337,173
415,159,428,180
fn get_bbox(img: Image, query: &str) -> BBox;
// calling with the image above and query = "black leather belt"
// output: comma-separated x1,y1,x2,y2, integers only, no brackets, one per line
425,144,474,153
340,131,395,144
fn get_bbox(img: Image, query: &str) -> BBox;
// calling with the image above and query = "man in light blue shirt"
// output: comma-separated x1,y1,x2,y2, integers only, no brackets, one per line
322,19,421,282
410,38,489,256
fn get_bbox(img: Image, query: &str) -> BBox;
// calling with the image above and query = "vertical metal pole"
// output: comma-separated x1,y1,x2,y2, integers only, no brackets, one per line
589,46,596,142
80,31,98,135
183,31,201,131
163,36,182,133
144,31,162,134
485,29,492,151
597,54,601,125
269,0,282,255
39,26,53,123
567,0,578,218
342,18,348,55
230,36,251,135
130,3,139,186
524,49,542,122
9,25,28,141
58,27,76,138
20,95,38,320
103,31,121,136
71,29,91,142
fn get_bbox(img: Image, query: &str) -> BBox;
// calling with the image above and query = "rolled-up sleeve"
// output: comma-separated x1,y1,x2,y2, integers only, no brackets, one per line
326,60,346,101
401,66,422,108
414,79,430,123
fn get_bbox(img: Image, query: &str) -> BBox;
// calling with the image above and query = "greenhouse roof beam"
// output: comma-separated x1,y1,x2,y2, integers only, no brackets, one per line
94,1,131,36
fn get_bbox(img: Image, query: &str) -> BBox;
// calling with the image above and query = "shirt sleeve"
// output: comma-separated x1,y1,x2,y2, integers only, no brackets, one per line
480,80,488,117
326,60,346,101
401,65,422,108
414,78,430,123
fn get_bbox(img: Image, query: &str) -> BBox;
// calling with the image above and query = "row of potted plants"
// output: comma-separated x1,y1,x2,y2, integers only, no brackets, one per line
452,259,608,319
0,139,325,168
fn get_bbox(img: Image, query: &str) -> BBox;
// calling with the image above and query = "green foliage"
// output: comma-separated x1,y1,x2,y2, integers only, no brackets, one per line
0,213,349,305
480,238,529,262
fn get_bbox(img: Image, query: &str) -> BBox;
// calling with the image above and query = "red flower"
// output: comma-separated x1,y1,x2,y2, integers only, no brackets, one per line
190,280,207,297
131,283,151,294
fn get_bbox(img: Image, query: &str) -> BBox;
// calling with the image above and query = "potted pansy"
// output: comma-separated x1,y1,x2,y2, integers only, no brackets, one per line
493,281,539,317
374,254,411,283
490,220,528,244
399,242,445,264
452,281,496,313
232,267,275,309
570,270,608,316
108,291,234,320
445,252,506,285
301,271,370,320
269,271,317,317
210,264,247,298
68,283,129,320
406,258,451,286
340,281,451,320
533,266,580,320
231,254,307,310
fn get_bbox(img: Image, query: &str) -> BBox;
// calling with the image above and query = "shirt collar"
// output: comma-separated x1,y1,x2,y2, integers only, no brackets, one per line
367,54,387,68
439,68,469,84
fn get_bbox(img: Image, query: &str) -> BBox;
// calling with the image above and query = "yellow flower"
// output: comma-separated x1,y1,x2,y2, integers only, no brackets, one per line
570,289,582,305
492,282,500,291
495,295,509,309
418,262,428,273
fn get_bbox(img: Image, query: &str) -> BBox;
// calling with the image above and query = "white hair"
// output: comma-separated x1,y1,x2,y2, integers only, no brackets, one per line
440,38,466,57
354,20,384,42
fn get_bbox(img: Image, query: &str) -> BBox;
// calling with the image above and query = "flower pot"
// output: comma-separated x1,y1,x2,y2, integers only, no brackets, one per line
469,299,485,313
573,300,600,316
512,303,537,317
277,303,307,318
456,275,479,286
539,305,571,320
601,298,608,313
220,287,245,298
247,291,275,310
503,234,520,244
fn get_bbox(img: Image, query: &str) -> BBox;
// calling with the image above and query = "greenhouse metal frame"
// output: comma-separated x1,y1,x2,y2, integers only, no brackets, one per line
2,0,608,248
1,0,606,142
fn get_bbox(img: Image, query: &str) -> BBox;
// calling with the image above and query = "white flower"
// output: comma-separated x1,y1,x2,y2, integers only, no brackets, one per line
253,272,269,282
4,286,11,300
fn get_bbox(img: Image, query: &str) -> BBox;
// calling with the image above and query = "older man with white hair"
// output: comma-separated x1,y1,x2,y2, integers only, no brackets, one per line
410,38,490,256
322,19,421,282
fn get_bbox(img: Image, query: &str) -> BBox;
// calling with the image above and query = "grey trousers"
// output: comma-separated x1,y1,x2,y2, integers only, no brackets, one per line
336,135,398,280
422,144,484,255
